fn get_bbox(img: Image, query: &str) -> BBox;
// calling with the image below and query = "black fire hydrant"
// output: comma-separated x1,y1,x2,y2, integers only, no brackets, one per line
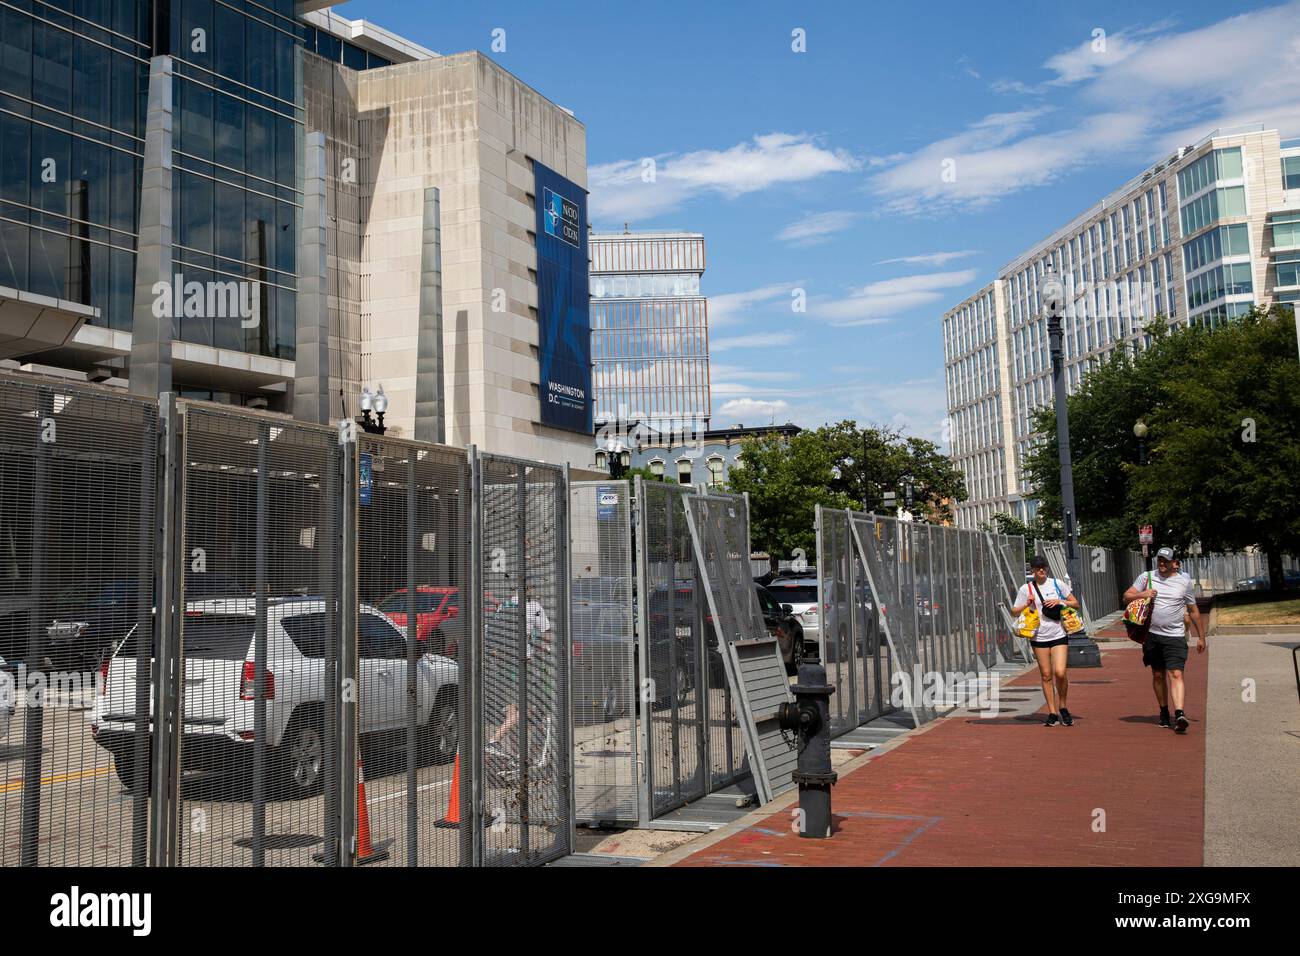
777,660,837,839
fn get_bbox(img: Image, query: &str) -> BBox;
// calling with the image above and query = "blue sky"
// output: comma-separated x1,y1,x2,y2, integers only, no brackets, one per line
337,0,1300,446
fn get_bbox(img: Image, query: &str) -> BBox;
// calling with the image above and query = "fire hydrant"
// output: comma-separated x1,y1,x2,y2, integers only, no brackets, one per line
777,660,837,839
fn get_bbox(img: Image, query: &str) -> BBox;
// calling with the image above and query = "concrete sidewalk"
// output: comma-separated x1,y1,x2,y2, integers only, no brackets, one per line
1205,630,1300,865
667,643,1206,867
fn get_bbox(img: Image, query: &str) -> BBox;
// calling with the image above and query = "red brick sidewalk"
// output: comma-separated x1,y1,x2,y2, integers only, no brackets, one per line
676,644,1207,867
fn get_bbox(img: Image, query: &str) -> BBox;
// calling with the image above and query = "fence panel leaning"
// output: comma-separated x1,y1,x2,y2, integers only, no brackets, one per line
568,480,637,826
0,376,159,866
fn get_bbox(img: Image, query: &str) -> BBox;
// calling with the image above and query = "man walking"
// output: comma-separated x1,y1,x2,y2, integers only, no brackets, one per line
1123,547,1205,733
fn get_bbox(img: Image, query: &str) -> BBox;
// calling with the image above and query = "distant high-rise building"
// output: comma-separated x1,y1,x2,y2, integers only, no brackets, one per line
942,124,1300,529
589,231,711,440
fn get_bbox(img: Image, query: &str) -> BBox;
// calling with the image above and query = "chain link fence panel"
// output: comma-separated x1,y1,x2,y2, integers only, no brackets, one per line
569,481,636,825
0,376,158,866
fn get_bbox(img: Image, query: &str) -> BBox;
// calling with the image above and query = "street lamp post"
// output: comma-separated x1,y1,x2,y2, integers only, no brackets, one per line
1041,263,1101,667
1134,419,1148,467
358,384,388,435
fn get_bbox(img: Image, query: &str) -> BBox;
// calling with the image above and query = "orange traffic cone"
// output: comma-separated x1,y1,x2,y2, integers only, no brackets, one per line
434,750,461,828
355,755,392,865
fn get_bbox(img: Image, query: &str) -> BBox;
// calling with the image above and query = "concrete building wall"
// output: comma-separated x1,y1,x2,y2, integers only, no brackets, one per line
305,51,592,466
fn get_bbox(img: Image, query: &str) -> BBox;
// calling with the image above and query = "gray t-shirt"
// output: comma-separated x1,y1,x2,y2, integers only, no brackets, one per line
1132,570,1195,637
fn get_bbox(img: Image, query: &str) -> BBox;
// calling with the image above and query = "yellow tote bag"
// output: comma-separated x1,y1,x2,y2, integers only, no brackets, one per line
1015,606,1040,638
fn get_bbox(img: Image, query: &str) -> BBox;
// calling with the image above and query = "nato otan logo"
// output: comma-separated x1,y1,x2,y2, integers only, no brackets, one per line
50,886,151,937
543,186,580,248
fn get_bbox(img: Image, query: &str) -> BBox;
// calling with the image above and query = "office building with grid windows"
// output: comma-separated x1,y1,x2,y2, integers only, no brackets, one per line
942,125,1299,528
590,230,711,442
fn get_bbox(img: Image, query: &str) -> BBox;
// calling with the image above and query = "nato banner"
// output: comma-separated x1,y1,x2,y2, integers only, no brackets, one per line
533,162,593,434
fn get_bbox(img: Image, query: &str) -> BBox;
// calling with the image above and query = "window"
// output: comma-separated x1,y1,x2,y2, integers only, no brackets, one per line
1276,252,1300,289
1284,156,1300,192
649,458,664,477
677,460,692,484
706,456,724,487
594,450,607,469
359,614,408,660
1271,214,1300,250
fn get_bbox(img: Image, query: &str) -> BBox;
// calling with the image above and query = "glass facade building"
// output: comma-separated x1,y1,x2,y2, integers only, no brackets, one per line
590,231,711,435
941,126,1296,528
0,0,423,403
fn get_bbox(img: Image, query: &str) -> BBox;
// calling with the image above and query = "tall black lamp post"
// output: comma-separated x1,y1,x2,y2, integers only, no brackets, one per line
1041,263,1101,667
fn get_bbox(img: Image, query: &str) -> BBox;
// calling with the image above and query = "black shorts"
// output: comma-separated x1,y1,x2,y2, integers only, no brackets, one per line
1031,637,1069,650
1143,632,1189,671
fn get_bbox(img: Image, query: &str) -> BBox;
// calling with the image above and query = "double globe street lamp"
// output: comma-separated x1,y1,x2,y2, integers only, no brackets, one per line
358,384,388,435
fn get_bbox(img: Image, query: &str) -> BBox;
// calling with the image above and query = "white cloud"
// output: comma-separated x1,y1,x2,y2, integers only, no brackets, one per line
875,250,980,267
869,3,1300,215
589,133,860,224
708,283,798,327
710,332,797,352
716,398,794,424
775,211,859,246
807,269,979,326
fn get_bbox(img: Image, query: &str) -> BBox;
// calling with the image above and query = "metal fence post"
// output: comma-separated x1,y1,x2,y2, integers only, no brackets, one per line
339,426,358,867
467,445,482,867
19,389,53,866
406,450,419,866
560,462,576,857
151,393,184,867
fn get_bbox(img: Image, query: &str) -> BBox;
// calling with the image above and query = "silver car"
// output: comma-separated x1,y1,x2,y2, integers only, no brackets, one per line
765,577,821,656
0,656,14,740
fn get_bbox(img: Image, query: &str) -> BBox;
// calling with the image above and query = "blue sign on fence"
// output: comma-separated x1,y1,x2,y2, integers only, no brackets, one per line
359,453,373,506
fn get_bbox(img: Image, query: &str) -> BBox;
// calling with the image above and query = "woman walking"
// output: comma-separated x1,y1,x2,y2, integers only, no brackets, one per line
1011,555,1082,726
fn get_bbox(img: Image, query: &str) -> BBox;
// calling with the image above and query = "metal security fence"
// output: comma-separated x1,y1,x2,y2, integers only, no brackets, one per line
817,508,1028,733
0,368,572,869
0,375,158,866
477,453,571,866
631,480,751,823
569,481,637,825
636,479,709,818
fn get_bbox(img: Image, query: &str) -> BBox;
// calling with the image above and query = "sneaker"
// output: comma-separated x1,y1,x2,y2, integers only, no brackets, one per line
1174,712,1189,734
1158,710,1171,728
1060,708,1074,727
1044,713,1059,727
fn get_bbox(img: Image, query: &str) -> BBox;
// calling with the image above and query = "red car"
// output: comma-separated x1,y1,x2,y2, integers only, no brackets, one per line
377,587,498,660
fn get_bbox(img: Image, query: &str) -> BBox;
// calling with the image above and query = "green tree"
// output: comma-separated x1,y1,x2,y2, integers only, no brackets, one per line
1129,307,1300,590
817,420,967,522
724,430,852,571
979,511,1056,561
1023,317,1206,549
623,465,667,484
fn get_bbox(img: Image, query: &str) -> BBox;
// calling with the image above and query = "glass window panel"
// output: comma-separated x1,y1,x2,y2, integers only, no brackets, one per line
73,35,110,128
245,105,274,181
1216,147,1243,180
31,125,71,214
32,20,72,118
28,216,68,299
0,219,28,290
214,4,245,85
1,7,34,107
177,170,213,250
213,180,244,262
0,114,31,206
214,91,244,170
70,135,110,226
342,41,366,71
108,246,133,330
1219,186,1246,217
179,78,214,159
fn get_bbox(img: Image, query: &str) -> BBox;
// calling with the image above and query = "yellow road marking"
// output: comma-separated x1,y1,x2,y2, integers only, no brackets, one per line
1,764,113,794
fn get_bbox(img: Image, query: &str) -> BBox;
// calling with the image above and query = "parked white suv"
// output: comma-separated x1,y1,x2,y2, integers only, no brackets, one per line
91,599,459,797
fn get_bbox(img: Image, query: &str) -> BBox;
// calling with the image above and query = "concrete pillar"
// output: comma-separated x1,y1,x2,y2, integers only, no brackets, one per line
415,186,445,444
128,56,174,399
294,131,330,424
